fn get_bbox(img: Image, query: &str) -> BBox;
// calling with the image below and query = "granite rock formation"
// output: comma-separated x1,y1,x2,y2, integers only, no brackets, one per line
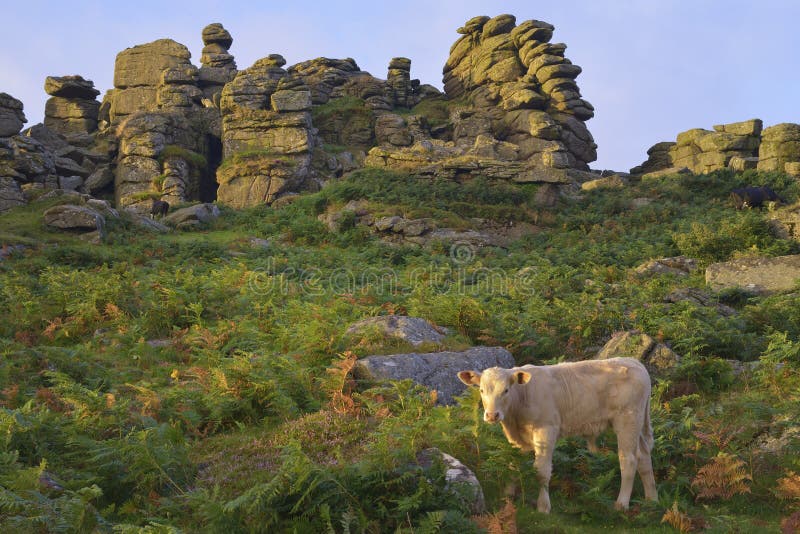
364,14,597,185
632,119,800,177
216,54,319,208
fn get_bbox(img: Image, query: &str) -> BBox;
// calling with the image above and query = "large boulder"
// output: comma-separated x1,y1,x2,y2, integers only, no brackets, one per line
43,204,106,234
345,315,447,347
706,255,800,295
595,331,680,378
352,346,514,405
163,202,220,229
0,93,26,137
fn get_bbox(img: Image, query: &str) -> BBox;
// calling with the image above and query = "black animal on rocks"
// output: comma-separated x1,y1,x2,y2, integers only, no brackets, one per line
730,186,783,210
151,198,170,219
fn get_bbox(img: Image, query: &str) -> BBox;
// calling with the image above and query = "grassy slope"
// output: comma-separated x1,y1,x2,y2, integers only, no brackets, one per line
1,168,799,532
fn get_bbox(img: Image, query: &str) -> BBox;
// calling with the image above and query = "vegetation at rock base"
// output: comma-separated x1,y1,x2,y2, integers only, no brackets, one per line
1,168,800,532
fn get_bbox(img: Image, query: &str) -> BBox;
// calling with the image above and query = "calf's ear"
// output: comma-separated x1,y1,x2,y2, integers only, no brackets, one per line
513,371,531,385
458,370,481,386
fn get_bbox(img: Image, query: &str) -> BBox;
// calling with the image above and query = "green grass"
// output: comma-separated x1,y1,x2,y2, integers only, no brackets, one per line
1,168,799,531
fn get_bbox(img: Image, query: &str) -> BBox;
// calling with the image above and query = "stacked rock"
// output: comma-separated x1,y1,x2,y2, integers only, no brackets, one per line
103,39,194,125
668,119,761,174
43,76,100,138
441,14,596,170
757,123,800,173
387,57,412,108
157,65,202,109
217,54,318,208
199,23,237,103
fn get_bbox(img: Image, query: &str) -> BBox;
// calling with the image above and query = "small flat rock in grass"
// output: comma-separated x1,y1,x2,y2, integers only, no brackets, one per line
352,346,514,405
417,448,486,514
164,203,220,226
706,254,800,295
346,315,447,346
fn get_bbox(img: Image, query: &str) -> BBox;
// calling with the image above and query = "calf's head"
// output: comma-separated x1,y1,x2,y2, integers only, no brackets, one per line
458,367,531,423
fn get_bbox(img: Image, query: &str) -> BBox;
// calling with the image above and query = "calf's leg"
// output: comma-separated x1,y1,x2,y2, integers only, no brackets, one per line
532,427,558,513
613,417,641,510
637,434,658,501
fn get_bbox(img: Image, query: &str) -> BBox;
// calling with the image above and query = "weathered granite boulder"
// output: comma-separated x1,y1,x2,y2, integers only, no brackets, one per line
417,448,486,514
0,177,25,212
595,330,680,378
706,255,800,295
664,287,737,316
163,202,219,229
346,315,447,347
163,203,219,229
581,174,627,191
0,93,27,137
43,204,106,234
352,346,514,405
635,256,698,277
640,166,691,181
768,203,800,240
630,142,675,175
757,123,800,173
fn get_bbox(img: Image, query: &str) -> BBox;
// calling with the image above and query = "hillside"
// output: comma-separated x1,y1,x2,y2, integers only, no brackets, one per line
2,166,800,532
2,11,800,534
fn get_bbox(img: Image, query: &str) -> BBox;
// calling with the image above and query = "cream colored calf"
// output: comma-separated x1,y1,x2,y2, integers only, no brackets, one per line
458,357,657,513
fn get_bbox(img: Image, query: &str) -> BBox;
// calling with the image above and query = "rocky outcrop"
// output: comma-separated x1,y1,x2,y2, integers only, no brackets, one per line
757,123,800,173
0,93,26,137
364,14,596,186
346,315,447,347
199,23,238,103
352,346,514,405
595,330,680,378
443,15,595,167
706,254,800,295
114,112,201,211
668,120,762,174
0,96,60,212
43,76,100,138
632,119,800,176
216,55,319,208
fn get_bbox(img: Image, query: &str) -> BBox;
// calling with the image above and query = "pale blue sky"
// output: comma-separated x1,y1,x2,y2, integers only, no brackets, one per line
2,0,798,171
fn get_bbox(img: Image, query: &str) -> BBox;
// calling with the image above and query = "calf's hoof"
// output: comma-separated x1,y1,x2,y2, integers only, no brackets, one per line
537,493,551,514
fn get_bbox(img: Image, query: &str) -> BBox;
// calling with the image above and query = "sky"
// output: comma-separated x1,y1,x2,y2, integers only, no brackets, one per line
2,0,798,171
